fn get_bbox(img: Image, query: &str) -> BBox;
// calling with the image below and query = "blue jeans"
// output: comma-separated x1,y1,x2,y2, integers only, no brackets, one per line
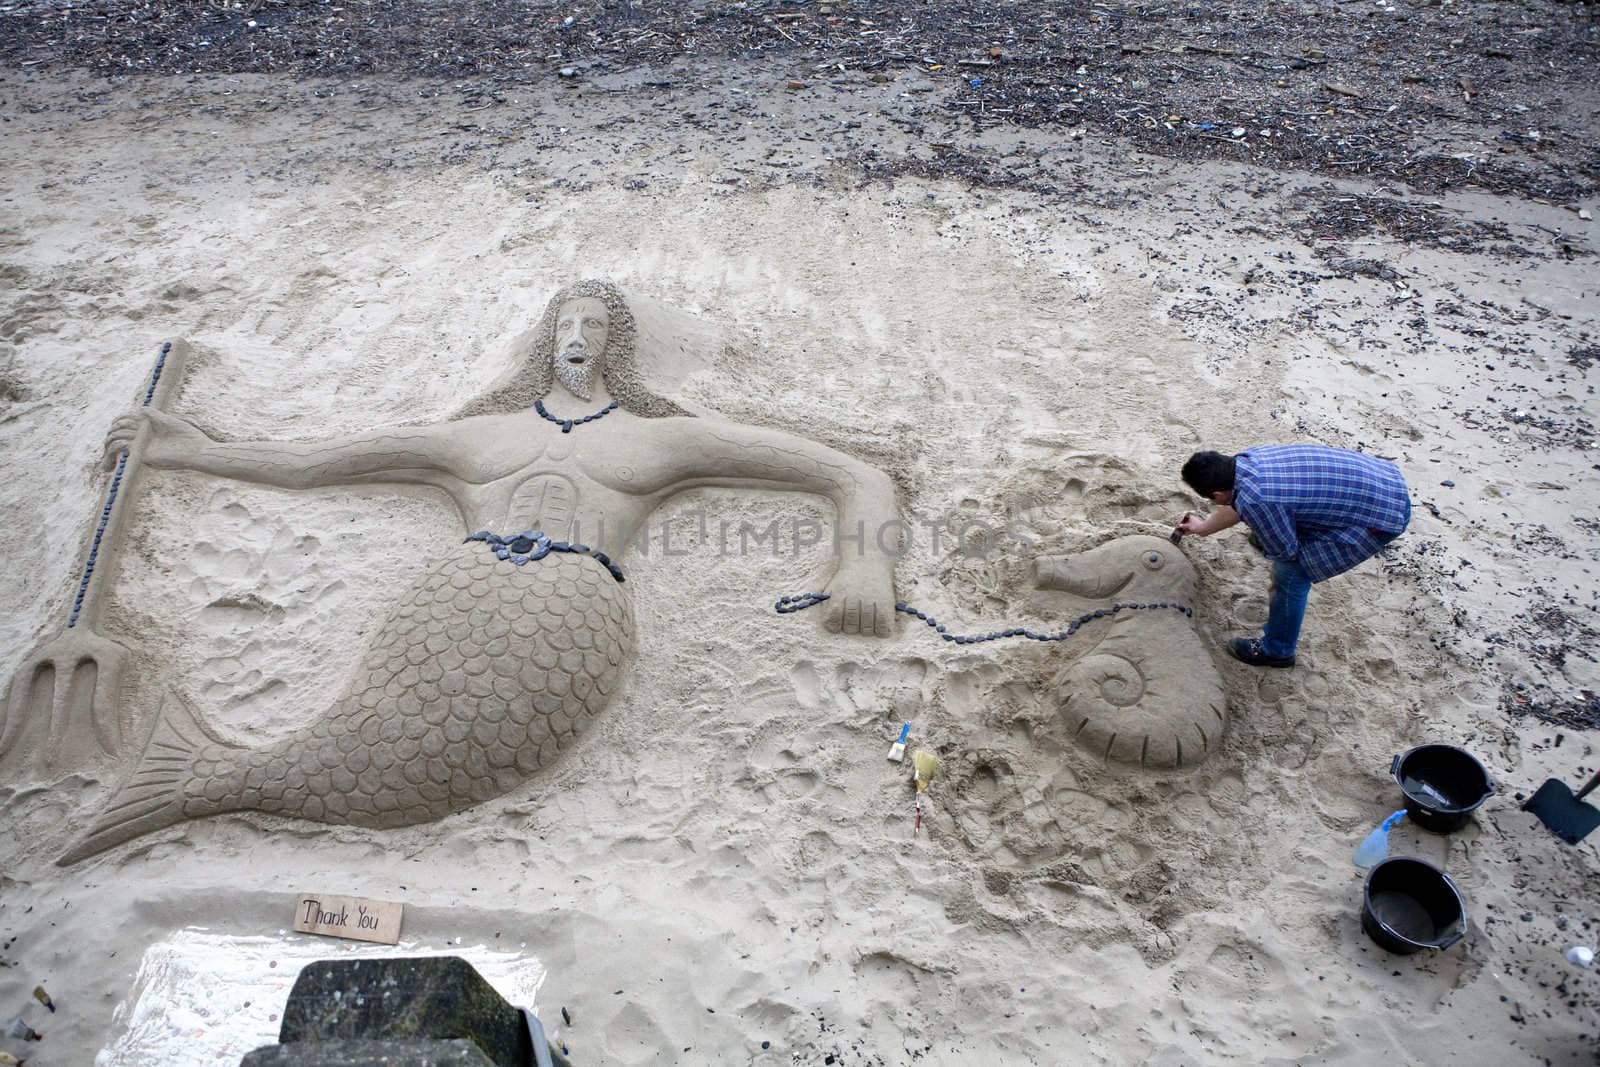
1260,526,1404,657
1260,558,1312,660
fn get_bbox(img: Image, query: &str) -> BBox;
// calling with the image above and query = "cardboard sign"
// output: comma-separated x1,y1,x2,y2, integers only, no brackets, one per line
292,894,404,945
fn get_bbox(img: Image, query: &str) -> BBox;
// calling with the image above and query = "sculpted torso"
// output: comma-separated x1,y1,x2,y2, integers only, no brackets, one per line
299,407,679,540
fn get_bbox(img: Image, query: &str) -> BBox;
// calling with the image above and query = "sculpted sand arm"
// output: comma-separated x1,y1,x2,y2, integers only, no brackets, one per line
618,416,899,636
104,408,487,499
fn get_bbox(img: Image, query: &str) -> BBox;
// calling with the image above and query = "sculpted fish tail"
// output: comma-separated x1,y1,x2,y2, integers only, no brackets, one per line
58,693,237,865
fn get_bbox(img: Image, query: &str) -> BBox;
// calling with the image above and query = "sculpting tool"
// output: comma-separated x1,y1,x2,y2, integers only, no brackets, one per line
912,749,940,834
6,1018,40,1041
1522,766,1600,845
887,722,910,763
31,987,53,1013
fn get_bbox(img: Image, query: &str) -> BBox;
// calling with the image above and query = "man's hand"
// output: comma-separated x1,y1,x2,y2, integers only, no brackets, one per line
820,568,896,638
103,409,209,470
1176,506,1241,538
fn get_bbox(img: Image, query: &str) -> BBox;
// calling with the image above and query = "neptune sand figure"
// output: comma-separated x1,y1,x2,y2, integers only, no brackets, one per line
59,280,898,863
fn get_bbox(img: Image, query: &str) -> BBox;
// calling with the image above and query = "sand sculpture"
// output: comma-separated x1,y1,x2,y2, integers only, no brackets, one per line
1,341,190,781
1033,535,1227,768
51,280,900,863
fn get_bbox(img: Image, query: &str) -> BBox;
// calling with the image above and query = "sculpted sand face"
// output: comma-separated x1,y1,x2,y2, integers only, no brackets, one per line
553,296,609,400
61,280,900,863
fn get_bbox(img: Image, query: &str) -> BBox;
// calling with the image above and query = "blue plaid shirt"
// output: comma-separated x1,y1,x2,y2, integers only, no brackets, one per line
1232,445,1411,582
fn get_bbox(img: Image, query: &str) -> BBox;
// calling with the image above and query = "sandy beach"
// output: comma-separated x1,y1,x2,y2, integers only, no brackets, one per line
1,2,1597,1062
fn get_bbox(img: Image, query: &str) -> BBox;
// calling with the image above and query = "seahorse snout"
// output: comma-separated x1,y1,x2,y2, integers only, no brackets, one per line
1033,534,1196,602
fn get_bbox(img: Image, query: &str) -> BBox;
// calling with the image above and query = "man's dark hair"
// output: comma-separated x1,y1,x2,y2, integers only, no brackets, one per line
1182,451,1236,497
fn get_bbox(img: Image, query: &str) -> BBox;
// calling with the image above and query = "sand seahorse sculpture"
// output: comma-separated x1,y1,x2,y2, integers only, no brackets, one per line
58,280,899,864
1032,534,1227,769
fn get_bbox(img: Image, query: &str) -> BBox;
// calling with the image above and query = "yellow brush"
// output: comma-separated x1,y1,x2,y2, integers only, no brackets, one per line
912,750,940,832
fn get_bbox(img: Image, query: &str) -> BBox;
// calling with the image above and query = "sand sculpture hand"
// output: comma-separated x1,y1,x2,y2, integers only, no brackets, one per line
821,567,896,638
103,408,208,470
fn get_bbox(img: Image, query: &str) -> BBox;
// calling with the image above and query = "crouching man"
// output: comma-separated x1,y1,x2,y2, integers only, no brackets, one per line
1176,445,1411,668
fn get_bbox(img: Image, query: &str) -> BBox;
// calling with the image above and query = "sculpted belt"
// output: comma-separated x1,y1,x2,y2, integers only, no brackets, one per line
464,530,625,583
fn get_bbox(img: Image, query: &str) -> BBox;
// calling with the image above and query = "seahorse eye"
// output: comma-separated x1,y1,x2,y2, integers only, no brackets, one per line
1143,551,1164,569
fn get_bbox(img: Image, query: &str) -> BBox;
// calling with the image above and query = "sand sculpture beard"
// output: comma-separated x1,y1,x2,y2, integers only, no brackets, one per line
554,349,596,400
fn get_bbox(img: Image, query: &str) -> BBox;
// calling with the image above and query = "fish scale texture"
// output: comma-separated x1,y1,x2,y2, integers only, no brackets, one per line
183,543,633,827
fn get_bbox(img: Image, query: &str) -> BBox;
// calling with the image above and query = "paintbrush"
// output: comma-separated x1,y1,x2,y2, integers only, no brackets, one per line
912,750,940,833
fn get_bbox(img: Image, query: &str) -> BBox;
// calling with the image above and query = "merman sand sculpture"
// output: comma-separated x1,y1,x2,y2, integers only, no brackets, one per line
1034,534,1227,768
53,280,901,863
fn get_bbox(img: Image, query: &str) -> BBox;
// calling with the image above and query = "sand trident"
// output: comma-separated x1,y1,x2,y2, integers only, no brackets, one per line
0,341,189,779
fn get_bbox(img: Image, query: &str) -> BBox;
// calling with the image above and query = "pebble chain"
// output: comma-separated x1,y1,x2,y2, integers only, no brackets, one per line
466,529,626,583
69,341,171,628
535,398,619,434
775,592,1193,644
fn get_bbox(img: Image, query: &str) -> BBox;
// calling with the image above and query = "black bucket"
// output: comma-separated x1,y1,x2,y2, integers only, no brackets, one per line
1361,857,1467,954
1390,744,1492,833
